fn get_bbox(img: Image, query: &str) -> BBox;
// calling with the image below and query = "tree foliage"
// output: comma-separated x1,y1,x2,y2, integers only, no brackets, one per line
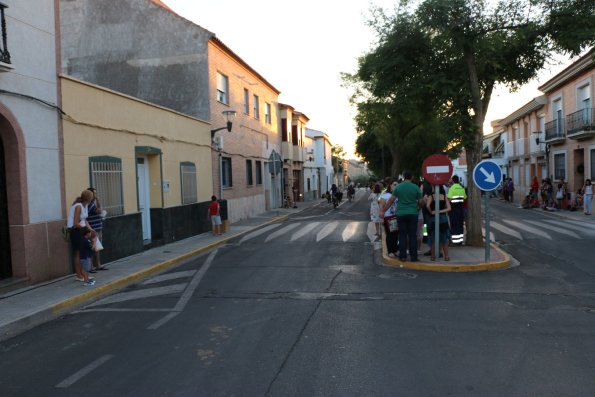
347,0,594,246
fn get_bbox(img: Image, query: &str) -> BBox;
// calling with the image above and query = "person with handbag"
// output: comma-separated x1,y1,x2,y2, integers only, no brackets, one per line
67,190,95,282
426,185,452,261
379,179,398,258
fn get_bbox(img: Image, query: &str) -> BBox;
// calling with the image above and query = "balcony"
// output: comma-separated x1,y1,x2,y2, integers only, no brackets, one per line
281,141,293,161
0,2,11,72
544,119,565,145
566,108,595,140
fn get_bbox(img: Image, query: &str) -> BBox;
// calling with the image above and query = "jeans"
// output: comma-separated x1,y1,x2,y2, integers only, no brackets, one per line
397,214,418,260
585,194,593,214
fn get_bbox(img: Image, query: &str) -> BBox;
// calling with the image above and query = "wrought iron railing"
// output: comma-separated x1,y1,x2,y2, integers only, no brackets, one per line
0,3,10,64
566,108,595,134
545,119,565,141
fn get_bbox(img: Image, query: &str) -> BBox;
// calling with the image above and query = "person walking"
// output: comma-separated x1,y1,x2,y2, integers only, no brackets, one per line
584,179,593,215
381,170,422,262
447,175,467,245
208,196,222,236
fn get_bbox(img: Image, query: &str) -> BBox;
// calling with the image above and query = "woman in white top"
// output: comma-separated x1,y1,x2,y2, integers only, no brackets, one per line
369,183,382,236
67,189,94,281
379,179,399,257
583,179,593,215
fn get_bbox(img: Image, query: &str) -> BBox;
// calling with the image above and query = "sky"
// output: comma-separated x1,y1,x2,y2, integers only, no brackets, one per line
162,0,574,158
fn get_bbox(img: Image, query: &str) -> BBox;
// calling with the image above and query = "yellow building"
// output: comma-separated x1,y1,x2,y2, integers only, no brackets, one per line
62,76,213,261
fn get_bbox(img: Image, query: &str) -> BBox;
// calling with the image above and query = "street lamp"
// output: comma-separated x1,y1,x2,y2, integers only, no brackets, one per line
211,110,236,139
212,110,237,200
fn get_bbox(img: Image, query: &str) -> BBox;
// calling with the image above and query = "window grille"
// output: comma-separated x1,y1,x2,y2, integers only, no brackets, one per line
90,157,124,216
181,163,197,204
0,3,10,64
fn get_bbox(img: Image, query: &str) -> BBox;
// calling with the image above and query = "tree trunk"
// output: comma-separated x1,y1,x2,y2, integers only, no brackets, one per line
466,120,484,246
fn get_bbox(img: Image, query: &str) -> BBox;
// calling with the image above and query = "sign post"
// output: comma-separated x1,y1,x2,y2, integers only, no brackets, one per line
472,160,503,262
422,155,453,260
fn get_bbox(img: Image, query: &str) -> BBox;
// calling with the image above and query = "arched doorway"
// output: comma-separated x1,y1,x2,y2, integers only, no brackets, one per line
0,136,11,279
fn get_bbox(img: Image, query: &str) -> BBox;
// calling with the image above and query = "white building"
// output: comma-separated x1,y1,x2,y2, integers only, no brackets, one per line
306,128,335,195
0,1,66,284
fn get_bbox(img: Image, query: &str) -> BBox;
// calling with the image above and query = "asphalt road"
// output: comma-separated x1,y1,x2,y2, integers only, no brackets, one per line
1,192,595,396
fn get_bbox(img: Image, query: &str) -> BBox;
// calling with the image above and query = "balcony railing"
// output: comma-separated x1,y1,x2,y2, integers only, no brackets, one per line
566,108,595,139
544,119,565,143
0,3,10,65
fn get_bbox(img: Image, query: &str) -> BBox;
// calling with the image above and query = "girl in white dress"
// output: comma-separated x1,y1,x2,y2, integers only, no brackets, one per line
369,183,382,236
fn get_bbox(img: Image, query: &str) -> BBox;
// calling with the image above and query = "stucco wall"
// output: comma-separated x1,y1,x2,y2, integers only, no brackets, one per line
60,0,212,121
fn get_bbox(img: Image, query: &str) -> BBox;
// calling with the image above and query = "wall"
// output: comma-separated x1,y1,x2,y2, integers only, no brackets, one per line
60,0,212,121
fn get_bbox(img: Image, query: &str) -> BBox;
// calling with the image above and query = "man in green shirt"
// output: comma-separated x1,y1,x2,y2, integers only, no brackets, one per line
382,170,422,261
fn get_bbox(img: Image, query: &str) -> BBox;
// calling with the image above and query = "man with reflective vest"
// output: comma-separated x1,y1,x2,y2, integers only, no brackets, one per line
447,175,467,245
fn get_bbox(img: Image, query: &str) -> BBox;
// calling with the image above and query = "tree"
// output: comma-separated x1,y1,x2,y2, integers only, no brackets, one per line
352,0,595,246
331,145,347,185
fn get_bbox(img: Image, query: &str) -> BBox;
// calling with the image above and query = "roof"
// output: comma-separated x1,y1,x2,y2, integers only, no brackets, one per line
538,48,595,93
499,95,547,126
150,0,173,12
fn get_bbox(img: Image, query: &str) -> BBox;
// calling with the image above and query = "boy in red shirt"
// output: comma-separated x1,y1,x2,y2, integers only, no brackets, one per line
207,196,222,236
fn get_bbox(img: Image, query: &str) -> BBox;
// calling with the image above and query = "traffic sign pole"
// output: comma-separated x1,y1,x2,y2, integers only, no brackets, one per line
434,186,439,260
485,191,490,262
472,160,502,263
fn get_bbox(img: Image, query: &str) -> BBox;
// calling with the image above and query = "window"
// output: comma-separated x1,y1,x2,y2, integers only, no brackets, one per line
89,156,124,216
222,157,232,188
307,178,311,191
253,94,260,119
554,153,565,180
180,162,197,204
243,89,250,114
292,125,298,146
217,72,229,104
265,103,271,124
0,3,11,64
246,160,253,185
281,118,288,142
255,161,262,185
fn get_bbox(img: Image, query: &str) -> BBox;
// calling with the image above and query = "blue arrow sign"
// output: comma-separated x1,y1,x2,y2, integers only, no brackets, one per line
473,160,502,191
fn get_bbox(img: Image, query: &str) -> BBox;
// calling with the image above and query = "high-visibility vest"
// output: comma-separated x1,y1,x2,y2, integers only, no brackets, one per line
448,184,466,204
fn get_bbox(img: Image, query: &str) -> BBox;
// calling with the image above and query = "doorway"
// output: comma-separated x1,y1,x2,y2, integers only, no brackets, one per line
0,137,11,279
137,157,151,241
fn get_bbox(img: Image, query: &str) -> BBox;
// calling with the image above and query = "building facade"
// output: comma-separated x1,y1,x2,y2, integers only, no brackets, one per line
279,104,308,205
0,0,66,284
305,128,334,195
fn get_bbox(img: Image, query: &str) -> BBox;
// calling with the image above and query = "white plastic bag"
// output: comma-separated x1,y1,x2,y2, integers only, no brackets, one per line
94,236,104,251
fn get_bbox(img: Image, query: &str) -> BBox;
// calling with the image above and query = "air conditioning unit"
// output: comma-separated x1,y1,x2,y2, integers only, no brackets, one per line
214,136,224,150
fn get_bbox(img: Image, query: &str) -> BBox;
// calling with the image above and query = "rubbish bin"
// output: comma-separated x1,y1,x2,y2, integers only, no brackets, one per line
218,199,229,233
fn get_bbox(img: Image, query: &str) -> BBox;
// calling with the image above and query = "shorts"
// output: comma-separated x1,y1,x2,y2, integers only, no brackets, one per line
211,215,222,226
81,257,92,272
69,228,82,252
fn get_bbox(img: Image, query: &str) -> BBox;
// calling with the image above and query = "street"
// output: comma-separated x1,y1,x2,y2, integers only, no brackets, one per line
1,192,595,396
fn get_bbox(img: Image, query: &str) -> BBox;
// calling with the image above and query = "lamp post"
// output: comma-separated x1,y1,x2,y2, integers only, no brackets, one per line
212,110,236,199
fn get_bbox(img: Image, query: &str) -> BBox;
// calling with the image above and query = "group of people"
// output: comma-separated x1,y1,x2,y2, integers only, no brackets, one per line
66,188,107,286
368,171,467,262
519,176,593,214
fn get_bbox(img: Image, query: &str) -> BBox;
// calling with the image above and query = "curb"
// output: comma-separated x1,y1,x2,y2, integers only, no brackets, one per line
381,239,512,272
0,214,290,342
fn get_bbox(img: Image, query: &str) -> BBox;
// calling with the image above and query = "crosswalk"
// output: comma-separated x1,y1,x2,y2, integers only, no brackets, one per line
484,217,595,242
238,221,375,245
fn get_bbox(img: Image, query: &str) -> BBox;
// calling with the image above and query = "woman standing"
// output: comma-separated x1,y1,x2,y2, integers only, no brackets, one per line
369,183,382,237
379,179,398,257
67,189,95,281
583,179,593,215
426,185,451,261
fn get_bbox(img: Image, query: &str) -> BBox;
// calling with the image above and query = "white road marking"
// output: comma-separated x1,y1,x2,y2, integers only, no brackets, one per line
524,220,580,238
481,227,495,242
316,221,339,242
541,219,595,234
88,283,187,307
490,221,524,240
290,222,321,242
265,223,301,242
56,355,114,388
147,249,218,330
141,270,196,285
367,222,377,242
239,224,281,244
502,219,552,240
341,222,360,242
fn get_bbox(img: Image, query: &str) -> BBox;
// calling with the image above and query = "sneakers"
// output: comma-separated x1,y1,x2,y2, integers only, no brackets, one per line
75,276,84,282
83,279,96,286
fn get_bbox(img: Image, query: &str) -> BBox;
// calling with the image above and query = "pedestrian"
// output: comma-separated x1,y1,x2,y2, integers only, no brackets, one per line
79,226,96,286
504,178,515,203
426,185,451,261
531,176,539,200
556,180,566,210
379,179,398,258
381,170,422,262
447,175,467,245
208,196,222,236
583,179,593,215
67,189,95,282
369,183,382,237
87,187,107,272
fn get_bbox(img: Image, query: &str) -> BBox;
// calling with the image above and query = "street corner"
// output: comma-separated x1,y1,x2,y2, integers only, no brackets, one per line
380,239,513,272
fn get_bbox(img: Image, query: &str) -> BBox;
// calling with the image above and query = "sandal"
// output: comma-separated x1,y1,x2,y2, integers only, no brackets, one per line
97,266,108,270
444,257,450,261
430,256,436,261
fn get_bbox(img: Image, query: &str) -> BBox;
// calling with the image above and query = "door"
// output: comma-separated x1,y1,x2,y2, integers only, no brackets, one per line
0,137,11,279
137,157,151,241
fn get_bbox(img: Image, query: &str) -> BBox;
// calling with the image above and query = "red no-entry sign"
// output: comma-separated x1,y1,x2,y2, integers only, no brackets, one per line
422,154,453,185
